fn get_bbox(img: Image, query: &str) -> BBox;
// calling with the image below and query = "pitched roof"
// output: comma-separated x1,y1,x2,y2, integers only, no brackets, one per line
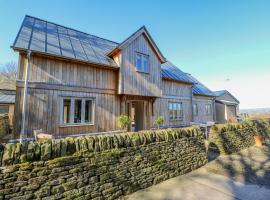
12,15,218,97
213,90,226,96
108,26,166,63
160,62,215,96
0,92,15,104
216,99,238,105
161,61,194,84
185,74,215,97
12,15,119,68
213,90,240,103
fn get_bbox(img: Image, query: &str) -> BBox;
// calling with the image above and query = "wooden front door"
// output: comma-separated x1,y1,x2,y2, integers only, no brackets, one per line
120,95,154,131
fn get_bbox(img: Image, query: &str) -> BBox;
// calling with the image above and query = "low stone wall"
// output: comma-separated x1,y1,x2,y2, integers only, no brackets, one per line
208,119,270,155
0,128,207,199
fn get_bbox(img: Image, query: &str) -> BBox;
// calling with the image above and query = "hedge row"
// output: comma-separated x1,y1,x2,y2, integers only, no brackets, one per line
0,115,9,142
252,118,270,138
208,119,270,155
0,127,203,166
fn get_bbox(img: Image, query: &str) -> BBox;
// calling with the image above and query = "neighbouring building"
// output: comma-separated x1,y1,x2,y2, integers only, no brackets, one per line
11,15,238,138
0,89,16,125
214,90,240,123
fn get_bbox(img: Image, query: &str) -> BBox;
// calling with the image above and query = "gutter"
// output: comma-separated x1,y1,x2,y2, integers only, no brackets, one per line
191,86,194,122
20,50,31,143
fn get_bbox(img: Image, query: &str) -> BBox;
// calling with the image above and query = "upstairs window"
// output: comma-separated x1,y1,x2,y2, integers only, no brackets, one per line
135,52,149,73
193,103,198,116
169,102,183,120
206,104,212,115
61,97,94,125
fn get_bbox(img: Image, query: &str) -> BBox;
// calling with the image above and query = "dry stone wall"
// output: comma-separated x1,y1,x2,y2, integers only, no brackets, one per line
0,128,207,199
208,119,270,155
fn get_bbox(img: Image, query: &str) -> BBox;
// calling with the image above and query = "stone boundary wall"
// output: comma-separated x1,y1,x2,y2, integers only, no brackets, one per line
208,119,270,155
0,127,207,199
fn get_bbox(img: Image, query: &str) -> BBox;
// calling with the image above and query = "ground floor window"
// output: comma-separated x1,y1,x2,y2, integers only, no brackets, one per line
206,104,212,115
193,103,198,116
0,105,9,114
169,102,183,120
61,97,94,125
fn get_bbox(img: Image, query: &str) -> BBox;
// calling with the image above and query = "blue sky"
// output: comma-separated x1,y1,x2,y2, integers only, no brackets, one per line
0,0,269,109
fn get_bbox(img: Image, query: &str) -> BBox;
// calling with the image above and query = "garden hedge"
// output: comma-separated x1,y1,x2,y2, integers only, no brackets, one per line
208,119,270,155
0,114,9,143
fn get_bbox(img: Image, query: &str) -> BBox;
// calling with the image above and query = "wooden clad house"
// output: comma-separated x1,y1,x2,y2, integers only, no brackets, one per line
214,90,240,123
12,16,225,138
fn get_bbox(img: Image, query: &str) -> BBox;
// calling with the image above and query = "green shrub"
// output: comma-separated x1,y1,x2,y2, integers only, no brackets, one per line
0,114,10,142
117,115,132,131
208,120,270,155
154,116,164,129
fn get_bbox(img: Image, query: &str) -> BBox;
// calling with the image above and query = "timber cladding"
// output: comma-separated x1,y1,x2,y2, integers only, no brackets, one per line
0,128,207,199
18,54,117,90
120,34,162,97
15,54,121,137
193,95,215,123
14,87,121,137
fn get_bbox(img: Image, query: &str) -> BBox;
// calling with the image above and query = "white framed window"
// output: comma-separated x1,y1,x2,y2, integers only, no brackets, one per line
135,52,149,73
168,102,183,120
61,97,94,125
206,104,212,115
193,103,198,116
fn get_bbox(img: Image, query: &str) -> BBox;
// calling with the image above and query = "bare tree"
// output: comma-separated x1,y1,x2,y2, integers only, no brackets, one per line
0,61,17,90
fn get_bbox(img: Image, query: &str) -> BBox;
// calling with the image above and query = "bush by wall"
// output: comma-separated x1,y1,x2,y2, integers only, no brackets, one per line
0,114,9,143
0,127,207,199
208,119,270,155
252,118,270,138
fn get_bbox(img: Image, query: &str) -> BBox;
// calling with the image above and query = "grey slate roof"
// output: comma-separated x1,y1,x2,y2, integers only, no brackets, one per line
213,90,226,97
161,61,194,84
12,15,216,97
0,93,15,104
185,74,215,97
160,62,215,96
213,90,240,103
12,15,118,68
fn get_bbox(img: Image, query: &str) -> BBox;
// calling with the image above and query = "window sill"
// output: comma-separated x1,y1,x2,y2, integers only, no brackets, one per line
59,123,94,128
136,70,149,75
169,118,184,122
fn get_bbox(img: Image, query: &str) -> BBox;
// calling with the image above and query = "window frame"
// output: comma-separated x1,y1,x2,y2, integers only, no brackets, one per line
168,102,183,121
206,104,212,115
135,52,150,74
193,103,198,116
60,97,95,126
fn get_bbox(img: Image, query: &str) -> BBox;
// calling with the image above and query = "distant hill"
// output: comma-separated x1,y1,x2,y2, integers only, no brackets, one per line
240,108,270,114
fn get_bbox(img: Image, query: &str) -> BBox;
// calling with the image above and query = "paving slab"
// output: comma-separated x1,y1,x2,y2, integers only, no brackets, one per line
127,168,270,200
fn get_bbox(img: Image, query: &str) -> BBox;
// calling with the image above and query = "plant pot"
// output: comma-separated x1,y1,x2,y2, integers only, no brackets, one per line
254,135,263,147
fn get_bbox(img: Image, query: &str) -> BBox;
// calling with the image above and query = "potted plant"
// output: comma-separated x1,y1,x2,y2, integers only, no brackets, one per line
117,115,132,132
154,116,164,129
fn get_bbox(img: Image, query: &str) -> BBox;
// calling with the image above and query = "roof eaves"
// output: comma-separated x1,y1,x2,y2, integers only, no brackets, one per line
12,47,120,70
162,77,194,85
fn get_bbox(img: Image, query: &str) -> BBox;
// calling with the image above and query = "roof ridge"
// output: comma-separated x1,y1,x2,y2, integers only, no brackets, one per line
25,15,119,45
